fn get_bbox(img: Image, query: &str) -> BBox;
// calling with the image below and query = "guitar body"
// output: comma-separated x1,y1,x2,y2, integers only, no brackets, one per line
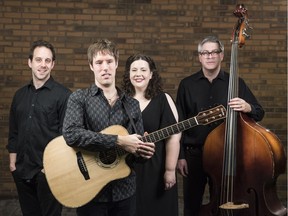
43,125,131,208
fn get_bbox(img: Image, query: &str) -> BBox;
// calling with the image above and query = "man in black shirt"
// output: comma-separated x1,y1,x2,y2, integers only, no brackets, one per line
7,40,71,215
62,39,155,216
176,36,265,216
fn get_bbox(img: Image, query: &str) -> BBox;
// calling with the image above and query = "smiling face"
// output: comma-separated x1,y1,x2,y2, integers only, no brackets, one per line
28,46,54,86
129,59,153,91
199,41,224,73
89,51,118,88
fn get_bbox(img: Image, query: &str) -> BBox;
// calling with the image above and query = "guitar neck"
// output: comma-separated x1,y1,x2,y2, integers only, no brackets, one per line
141,117,198,143
140,105,226,143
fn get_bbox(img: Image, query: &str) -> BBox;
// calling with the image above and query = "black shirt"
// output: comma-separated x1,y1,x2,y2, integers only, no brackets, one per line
62,84,144,202
7,77,71,179
176,70,265,158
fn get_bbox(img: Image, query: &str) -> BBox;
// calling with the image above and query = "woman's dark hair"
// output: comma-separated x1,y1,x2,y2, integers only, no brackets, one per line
122,53,162,99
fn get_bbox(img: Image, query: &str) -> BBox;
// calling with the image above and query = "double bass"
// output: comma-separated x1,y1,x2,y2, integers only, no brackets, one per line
200,4,287,216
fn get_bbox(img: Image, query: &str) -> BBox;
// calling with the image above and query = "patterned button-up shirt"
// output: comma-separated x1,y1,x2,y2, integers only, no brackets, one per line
63,84,144,202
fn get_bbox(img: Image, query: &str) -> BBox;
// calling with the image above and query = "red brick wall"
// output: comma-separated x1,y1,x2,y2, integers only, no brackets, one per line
0,0,286,208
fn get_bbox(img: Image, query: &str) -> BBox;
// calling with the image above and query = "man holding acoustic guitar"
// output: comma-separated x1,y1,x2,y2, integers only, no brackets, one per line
61,38,155,216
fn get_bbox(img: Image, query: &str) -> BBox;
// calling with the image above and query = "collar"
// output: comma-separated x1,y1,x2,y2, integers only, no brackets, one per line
28,76,55,90
196,69,225,81
89,84,125,100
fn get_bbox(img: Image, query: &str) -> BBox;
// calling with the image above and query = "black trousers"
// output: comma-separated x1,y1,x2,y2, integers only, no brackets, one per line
12,170,62,216
183,147,208,216
76,194,136,216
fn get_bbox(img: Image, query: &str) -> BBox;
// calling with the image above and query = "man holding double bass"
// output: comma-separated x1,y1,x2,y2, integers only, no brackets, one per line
176,36,265,216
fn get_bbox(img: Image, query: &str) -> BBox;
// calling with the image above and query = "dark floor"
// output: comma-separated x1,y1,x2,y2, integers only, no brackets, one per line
0,198,183,216
0,199,77,216
0,176,184,216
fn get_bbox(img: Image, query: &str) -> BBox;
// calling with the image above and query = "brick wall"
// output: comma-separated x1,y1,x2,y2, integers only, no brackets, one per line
0,0,286,210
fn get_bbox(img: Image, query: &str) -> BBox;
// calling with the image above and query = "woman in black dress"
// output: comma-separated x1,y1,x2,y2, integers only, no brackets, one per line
122,54,181,216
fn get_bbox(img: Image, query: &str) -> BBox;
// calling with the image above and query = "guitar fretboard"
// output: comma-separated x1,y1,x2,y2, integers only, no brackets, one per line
140,105,226,143
141,117,198,143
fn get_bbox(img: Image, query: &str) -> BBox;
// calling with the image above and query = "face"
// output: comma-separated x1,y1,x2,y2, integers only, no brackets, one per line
89,52,118,88
198,42,224,72
129,59,153,91
28,46,54,83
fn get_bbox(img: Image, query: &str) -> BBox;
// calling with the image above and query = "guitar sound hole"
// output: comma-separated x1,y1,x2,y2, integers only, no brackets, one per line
99,150,117,165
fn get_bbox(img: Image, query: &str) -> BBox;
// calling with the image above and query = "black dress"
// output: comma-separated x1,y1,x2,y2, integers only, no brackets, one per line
135,92,179,216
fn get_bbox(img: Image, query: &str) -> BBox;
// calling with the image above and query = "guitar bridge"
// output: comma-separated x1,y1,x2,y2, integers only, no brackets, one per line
76,151,90,180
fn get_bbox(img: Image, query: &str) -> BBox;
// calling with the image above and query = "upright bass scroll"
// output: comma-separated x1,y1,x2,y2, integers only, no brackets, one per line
231,3,252,48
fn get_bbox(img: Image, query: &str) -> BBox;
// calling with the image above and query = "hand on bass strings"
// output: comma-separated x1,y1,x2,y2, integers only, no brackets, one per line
228,97,251,113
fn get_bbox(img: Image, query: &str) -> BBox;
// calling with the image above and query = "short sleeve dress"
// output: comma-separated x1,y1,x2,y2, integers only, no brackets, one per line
134,92,179,216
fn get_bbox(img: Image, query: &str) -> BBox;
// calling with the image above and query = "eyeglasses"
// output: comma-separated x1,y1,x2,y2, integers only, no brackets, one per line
199,50,222,57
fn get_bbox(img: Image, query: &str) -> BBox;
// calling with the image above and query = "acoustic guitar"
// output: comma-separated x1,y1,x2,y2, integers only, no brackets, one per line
43,104,226,208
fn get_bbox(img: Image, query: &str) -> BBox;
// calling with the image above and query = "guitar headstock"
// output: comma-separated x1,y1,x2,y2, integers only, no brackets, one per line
231,4,252,48
196,105,226,125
